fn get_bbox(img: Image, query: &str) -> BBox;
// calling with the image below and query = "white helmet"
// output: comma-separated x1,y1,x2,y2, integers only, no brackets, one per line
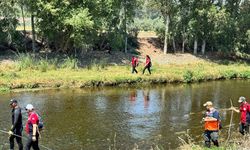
25,104,34,110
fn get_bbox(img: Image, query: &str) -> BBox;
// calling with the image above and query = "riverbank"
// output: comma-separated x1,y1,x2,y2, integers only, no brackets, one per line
1,53,250,93
178,134,250,150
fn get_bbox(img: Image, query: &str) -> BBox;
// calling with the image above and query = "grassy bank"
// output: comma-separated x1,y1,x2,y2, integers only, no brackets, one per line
1,54,250,93
178,135,250,150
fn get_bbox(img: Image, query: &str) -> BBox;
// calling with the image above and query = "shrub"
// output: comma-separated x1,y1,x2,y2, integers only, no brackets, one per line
183,70,193,83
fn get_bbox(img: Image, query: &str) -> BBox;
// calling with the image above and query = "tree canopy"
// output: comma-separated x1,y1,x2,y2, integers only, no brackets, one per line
0,0,249,55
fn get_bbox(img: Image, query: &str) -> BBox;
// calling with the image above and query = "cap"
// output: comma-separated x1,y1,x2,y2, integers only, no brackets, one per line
238,96,246,103
203,101,213,107
9,99,18,105
25,104,34,110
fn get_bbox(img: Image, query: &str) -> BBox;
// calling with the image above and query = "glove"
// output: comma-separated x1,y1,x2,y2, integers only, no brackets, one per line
8,130,13,135
32,135,36,141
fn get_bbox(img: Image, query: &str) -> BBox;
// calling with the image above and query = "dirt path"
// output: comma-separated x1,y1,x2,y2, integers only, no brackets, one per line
136,38,205,65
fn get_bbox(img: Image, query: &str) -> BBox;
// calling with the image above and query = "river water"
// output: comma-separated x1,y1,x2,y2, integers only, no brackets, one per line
0,80,249,150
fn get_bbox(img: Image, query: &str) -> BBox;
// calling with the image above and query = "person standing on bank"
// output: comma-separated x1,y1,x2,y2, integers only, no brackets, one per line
230,96,250,135
25,104,40,150
131,56,139,74
202,101,220,148
142,55,151,75
9,99,23,150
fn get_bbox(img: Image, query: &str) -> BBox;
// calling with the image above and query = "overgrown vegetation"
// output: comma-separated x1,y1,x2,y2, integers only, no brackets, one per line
178,134,250,150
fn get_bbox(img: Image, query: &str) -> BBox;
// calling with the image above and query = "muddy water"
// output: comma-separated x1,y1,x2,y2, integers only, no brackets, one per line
0,80,249,150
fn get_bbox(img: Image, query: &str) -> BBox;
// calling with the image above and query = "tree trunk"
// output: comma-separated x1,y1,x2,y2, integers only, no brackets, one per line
163,14,170,54
193,39,198,55
172,37,176,53
182,38,185,53
201,39,206,55
31,12,36,53
21,4,26,35
124,0,127,53
125,36,128,53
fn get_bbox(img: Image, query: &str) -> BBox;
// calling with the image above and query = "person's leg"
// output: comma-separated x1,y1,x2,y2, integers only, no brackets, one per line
211,131,219,147
239,123,245,135
134,67,138,74
9,135,15,150
245,123,249,134
25,135,32,150
31,135,40,150
147,66,151,74
142,66,147,74
15,129,23,150
203,131,211,148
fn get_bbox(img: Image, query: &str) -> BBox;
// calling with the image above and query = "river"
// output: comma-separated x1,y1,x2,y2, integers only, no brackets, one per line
0,80,248,149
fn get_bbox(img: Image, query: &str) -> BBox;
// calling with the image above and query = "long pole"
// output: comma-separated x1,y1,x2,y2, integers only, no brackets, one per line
226,99,234,145
0,130,52,150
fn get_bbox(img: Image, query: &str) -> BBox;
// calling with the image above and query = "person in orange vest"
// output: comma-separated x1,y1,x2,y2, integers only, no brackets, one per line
202,101,220,148
230,96,250,135
131,56,139,74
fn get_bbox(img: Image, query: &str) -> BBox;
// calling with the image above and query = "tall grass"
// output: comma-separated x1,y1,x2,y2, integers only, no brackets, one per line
61,57,78,69
16,53,35,70
88,58,108,70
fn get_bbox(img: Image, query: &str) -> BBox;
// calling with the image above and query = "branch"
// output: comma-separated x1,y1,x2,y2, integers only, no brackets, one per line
226,99,234,145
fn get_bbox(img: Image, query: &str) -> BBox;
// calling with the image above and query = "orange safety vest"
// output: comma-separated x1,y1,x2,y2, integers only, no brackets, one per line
204,109,220,131
205,120,219,131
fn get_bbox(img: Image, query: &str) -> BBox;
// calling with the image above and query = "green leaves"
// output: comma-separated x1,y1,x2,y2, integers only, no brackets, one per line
64,9,94,31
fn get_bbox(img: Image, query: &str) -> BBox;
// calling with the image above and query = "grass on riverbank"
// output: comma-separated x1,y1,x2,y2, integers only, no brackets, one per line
1,53,250,93
178,132,250,150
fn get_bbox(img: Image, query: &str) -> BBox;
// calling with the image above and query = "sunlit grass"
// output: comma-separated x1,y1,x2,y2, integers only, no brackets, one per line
1,54,250,92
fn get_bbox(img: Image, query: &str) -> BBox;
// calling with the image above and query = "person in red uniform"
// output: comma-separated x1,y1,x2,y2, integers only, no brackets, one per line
25,104,40,150
142,55,151,75
202,101,220,148
231,96,250,135
131,56,139,74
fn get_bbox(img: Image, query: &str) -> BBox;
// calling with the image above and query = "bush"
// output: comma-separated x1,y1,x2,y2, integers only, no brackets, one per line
183,70,193,83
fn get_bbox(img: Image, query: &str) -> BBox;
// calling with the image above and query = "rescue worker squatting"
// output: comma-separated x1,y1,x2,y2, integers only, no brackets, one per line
203,101,221,148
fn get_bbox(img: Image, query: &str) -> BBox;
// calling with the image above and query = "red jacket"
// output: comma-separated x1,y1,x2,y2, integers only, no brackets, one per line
145,57,151,67
240,102,250,123
131,57,138,67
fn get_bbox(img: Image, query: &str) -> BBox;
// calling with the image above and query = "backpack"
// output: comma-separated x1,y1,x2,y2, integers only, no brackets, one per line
246,104,250,124
37,113,44,131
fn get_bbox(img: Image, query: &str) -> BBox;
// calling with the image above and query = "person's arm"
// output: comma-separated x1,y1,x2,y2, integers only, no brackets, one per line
204,117,218,122
230,107,240,113
204,111,219,122
11,108,21,131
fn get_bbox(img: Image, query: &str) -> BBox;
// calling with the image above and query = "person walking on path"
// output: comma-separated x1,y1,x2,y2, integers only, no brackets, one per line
202,101,220,148
230,96,250,135
25,104,40,150
9,99,23,150
142,55,151,75
131,56,139,74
